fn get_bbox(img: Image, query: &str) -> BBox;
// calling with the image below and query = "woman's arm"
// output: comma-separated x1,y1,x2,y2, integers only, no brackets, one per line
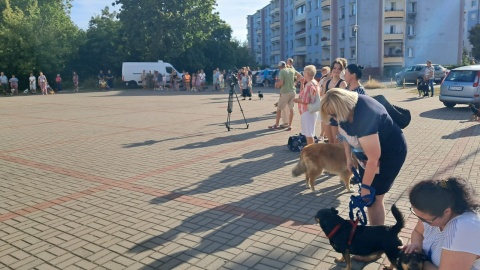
438,250,477,270
340,81,348,89
404,219,425,253
342,139,353,170
357,134,381,190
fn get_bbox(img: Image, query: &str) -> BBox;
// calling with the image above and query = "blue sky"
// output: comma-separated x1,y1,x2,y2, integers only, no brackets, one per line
70,0,269,42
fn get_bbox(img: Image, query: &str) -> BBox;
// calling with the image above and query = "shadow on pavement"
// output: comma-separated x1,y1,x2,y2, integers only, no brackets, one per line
154,145,299,198
441,124,480,140
170,129,282,150
129,180,343,269
206,113,275,127
419,107,470,120
127,147,346,269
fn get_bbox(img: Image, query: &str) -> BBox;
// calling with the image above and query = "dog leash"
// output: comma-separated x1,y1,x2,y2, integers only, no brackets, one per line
349,167,376,225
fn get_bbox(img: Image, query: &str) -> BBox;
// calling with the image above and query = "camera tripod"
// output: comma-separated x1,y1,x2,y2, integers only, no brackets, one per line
225,82,249,131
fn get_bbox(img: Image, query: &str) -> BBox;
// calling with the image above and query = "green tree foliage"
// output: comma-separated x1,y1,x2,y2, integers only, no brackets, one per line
71,7,122,79
468,25,480,61
0,0,80,85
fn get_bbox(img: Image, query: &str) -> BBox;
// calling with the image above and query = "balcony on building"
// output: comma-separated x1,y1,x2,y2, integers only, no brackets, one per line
321,18,331,27
271,35,281,43
256,28,262,35
270,6,280,15
272,49,281,56
295,46,306,53
321,0,331,9
271,20,281,29
321,39,331,47
321,58,330,66
384,32,404,41
295,0,306,7
295,28,306,38
295,12,306,22
385,9,404,19
384,55,404,65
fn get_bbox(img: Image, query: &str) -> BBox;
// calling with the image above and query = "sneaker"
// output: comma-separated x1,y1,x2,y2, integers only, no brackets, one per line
249,98,252,100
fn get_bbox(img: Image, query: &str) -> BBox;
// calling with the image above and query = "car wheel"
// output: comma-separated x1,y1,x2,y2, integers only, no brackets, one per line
443,102,456,108
395,77,403,86
128,81,138,88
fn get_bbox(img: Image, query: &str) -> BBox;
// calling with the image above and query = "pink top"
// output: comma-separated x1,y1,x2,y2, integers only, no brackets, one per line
298,80,319,115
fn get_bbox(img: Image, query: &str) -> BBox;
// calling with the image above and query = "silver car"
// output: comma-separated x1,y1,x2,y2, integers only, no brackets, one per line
395,64,447,85
439,65,480,108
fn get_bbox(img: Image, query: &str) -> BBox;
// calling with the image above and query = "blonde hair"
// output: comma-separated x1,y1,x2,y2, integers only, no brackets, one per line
303,65,316,77
321,66,330,73
320,88,358,122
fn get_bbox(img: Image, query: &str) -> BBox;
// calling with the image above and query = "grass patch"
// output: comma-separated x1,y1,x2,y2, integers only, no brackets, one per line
363,79,386,89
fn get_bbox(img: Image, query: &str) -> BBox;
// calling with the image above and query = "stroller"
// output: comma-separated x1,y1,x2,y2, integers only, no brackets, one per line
98,79,109,90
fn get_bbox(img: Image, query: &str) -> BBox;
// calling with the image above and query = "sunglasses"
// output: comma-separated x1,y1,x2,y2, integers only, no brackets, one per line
410,207,438,224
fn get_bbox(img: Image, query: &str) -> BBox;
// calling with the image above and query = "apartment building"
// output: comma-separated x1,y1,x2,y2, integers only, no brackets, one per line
464,0,480,59
247,0,466,76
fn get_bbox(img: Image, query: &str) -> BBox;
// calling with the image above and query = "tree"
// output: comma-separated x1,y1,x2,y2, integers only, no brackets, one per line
71,7,123,79
468,25,480,60
113,0,221,62
0,0,81,85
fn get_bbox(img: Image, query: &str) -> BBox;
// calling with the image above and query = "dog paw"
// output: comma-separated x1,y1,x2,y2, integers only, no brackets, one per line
334,257,346,263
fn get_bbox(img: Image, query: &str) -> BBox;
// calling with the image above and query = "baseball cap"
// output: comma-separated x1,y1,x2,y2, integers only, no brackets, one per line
278,61,286,67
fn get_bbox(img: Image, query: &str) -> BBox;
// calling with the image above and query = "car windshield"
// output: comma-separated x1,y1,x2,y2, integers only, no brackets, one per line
444,70,477,82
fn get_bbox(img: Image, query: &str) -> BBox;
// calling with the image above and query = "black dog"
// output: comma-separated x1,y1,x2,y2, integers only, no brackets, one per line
417,82,429,97
258,91,263,100
396,250,427,270
469,103,480,121
314,204,404,270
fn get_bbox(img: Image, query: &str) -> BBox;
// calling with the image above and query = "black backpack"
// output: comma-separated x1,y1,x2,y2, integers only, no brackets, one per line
287,133,319,152
372,95,411,129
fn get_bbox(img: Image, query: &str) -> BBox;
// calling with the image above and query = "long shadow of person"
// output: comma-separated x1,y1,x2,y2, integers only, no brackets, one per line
126,145,352,269
170,129,284,150
129,179,345,269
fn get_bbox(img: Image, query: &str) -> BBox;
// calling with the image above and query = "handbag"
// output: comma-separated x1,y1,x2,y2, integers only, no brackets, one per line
287,133,320,152
307,83,321,113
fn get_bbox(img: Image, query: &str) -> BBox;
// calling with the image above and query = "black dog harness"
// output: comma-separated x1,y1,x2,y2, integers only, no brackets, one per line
326,219,360,245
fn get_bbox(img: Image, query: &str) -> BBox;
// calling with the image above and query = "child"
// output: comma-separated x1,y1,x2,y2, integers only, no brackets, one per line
191,72,197,92
55,74,62,92
162,74,167,90
196,72,202,91
9,75,18,95
72,72,79,92
29,73,37,94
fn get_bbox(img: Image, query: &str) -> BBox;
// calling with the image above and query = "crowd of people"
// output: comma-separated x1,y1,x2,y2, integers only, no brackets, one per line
266,57,479,269
0,71,78,95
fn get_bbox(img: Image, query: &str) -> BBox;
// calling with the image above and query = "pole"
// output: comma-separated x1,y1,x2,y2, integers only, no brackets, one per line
355,0,359,65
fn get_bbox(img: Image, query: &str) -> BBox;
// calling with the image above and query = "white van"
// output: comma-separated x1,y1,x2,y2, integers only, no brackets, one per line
122,60,183,88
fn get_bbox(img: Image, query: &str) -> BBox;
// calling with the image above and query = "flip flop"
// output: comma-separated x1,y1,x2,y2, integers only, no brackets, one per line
268,124,280,129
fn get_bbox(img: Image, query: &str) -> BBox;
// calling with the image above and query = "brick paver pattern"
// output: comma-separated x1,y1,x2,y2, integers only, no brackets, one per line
1,87,479,270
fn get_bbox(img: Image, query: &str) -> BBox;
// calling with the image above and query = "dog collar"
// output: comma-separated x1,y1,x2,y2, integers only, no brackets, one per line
326,223,342,239
326,220,360,246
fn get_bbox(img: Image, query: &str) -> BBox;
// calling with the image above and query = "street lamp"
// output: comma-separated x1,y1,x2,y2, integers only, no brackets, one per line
354,0,359,65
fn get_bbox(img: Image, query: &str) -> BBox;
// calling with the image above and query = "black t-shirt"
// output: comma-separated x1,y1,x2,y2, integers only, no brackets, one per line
338,95,406,161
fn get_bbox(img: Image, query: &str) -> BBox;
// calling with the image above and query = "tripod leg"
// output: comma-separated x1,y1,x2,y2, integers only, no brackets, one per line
234,90,249,129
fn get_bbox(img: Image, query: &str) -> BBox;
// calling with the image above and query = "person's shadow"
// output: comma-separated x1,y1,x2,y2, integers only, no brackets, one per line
127,147,351,269
129,180,345,269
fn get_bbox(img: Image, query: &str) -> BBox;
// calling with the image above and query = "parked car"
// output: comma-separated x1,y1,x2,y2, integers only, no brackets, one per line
255,69,278,87
395,64,448,85
439,65,480,108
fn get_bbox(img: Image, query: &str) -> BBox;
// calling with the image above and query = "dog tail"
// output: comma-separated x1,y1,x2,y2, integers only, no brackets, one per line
292,157,306,177
390,204,405,235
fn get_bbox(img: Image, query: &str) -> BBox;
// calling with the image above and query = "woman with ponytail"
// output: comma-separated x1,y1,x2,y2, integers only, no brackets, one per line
403,177,480,270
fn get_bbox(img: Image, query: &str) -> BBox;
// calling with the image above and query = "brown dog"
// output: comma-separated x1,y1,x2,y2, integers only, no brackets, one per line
396,250,426,270
292,143,357,192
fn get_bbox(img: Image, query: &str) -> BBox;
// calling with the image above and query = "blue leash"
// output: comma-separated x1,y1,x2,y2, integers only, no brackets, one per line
349,167,376,225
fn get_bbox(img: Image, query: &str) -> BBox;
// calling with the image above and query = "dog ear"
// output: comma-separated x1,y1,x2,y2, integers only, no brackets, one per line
330,207,338,214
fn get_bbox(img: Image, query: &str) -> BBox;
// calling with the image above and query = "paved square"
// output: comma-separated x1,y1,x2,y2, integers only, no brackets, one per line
1,87,479,269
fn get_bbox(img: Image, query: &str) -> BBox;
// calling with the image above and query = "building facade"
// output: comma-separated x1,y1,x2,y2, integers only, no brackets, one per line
247,0,468,76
